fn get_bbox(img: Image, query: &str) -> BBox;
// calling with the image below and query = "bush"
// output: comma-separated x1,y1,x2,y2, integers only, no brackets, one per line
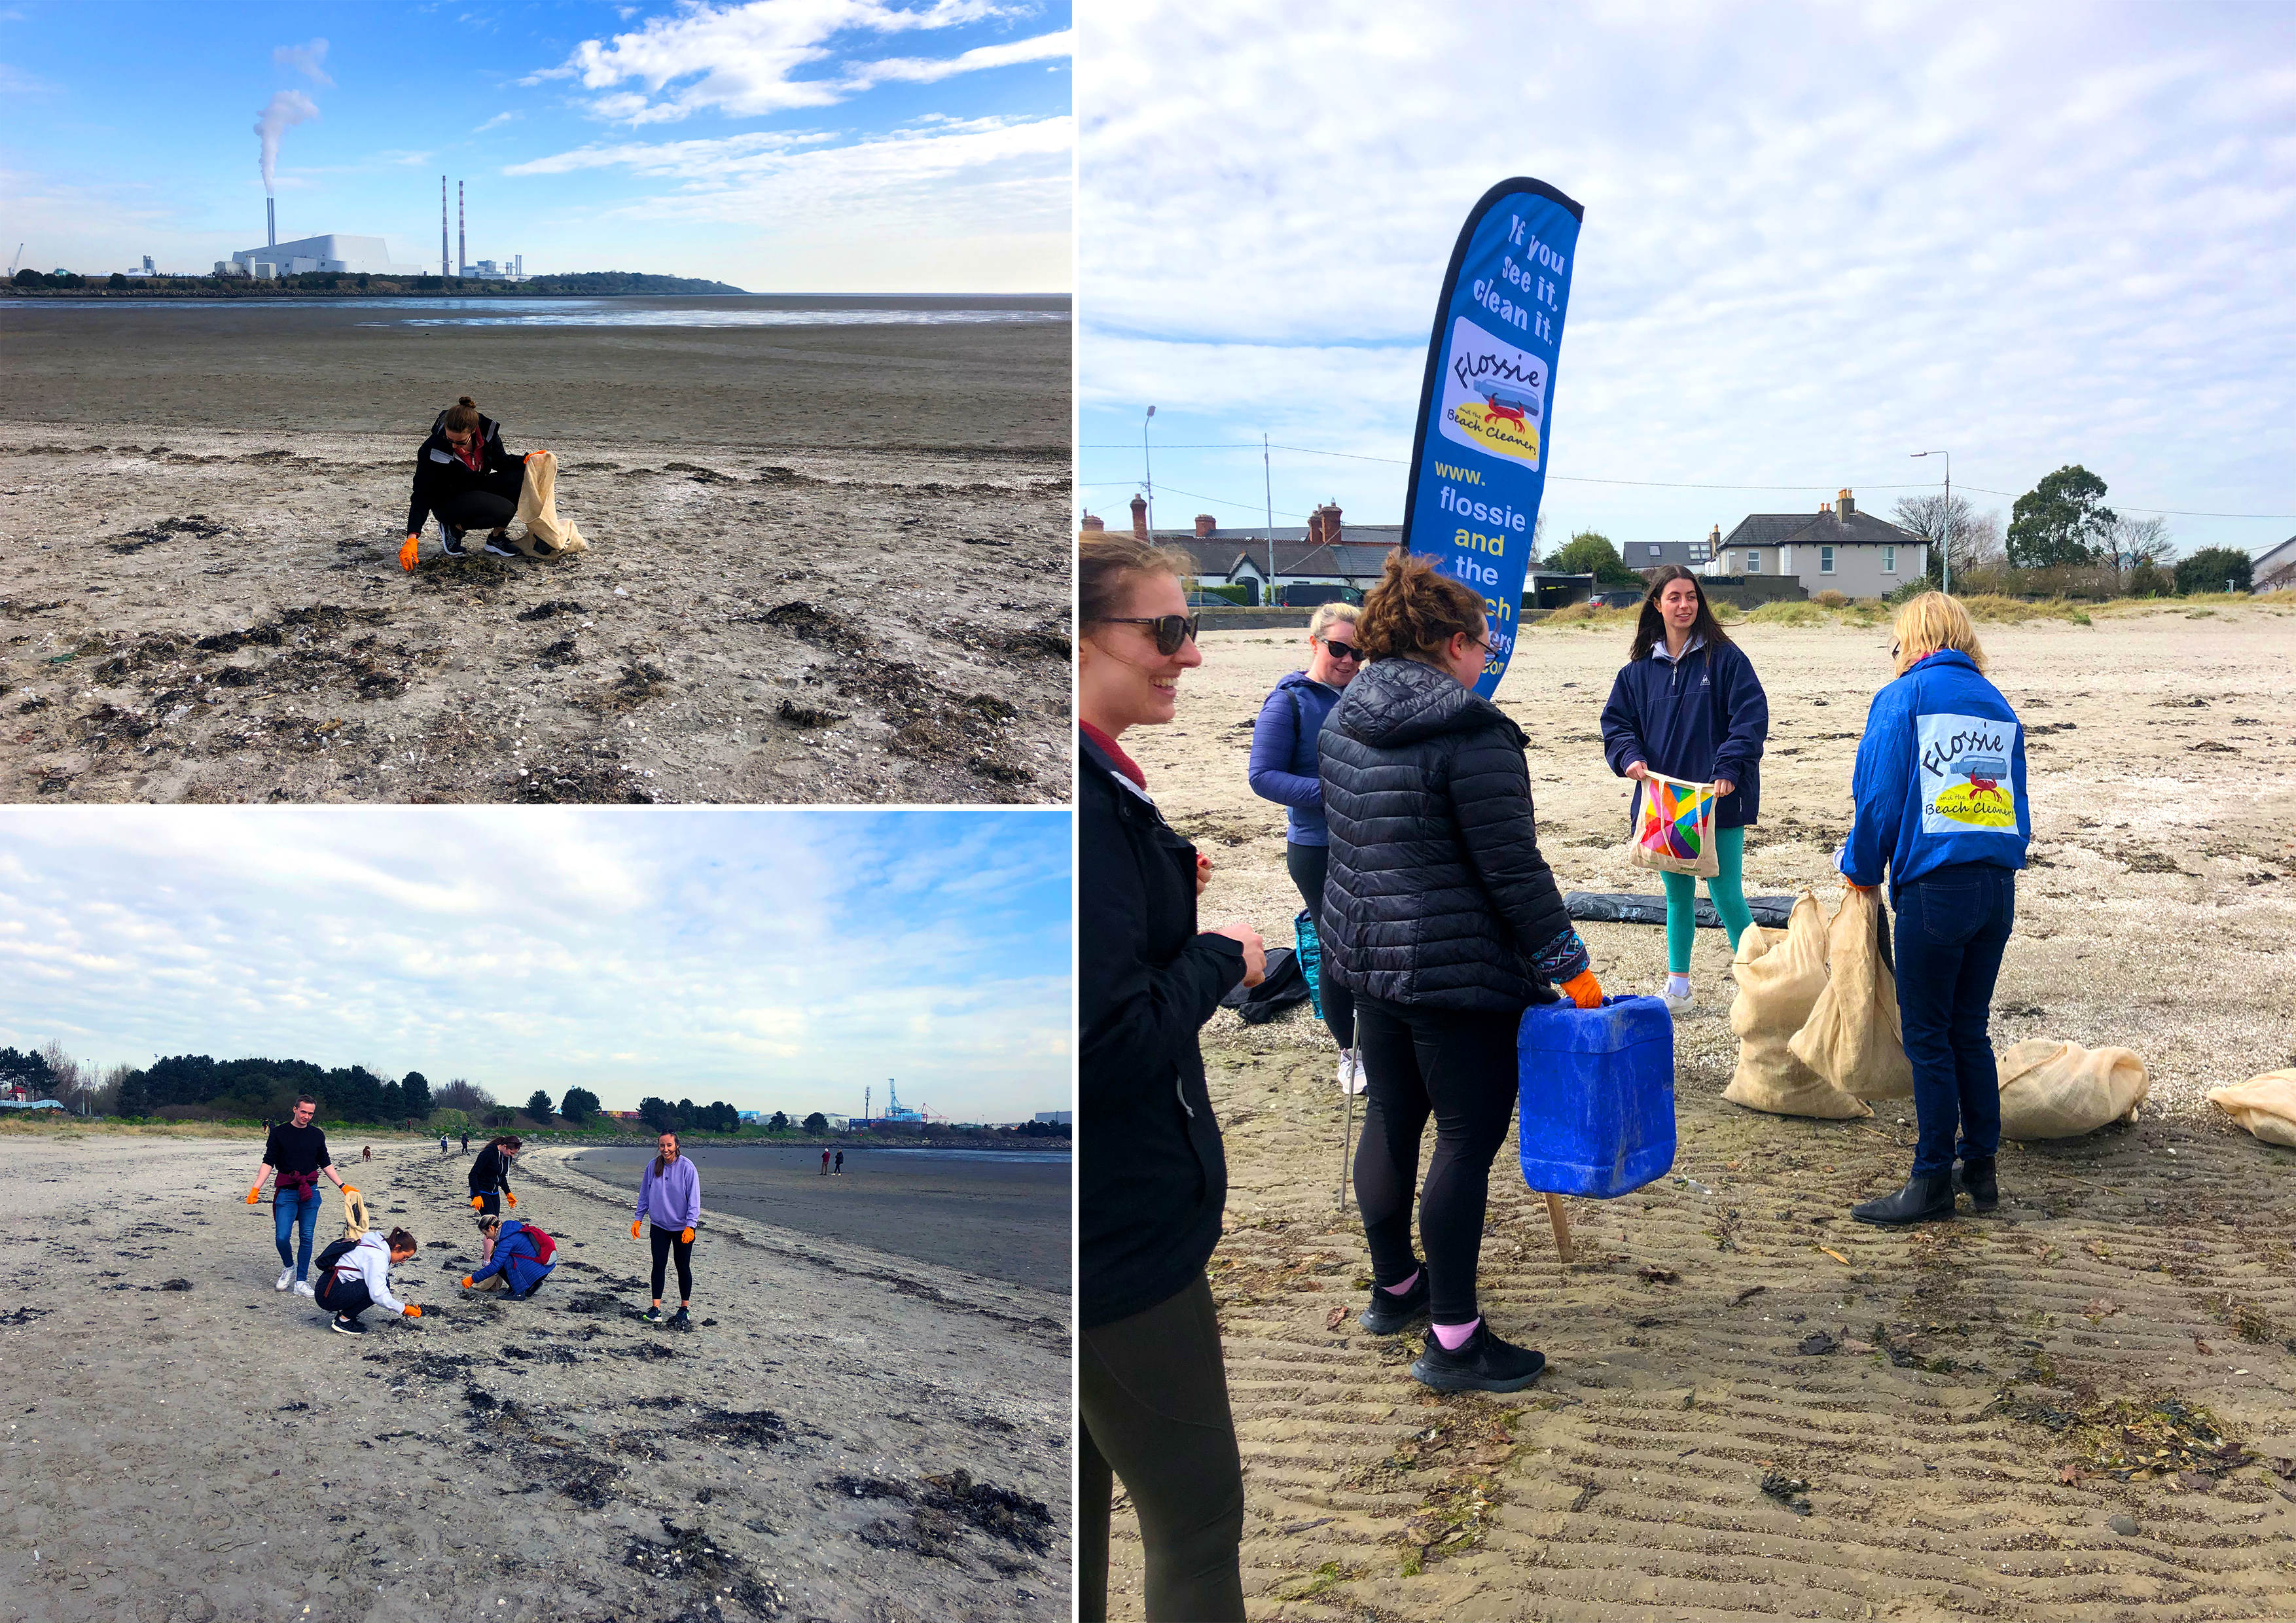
2175,547,2253,596
1812,589,1848,608
1747,600,1825,626
803,1111,829,1133
2126,562,2175,597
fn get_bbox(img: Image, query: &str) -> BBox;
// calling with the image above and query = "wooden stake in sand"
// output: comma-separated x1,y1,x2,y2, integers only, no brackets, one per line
1544,1191,1574,1264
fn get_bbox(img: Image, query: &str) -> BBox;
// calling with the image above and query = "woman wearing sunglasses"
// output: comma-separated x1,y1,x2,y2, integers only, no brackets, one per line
1247,599,1366,1091
1077,533,1265,1622
1321,551,1603,1393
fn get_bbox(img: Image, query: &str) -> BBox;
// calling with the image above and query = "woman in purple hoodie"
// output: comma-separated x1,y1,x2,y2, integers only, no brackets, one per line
1247,600,1365,1090
630,1132,701,1329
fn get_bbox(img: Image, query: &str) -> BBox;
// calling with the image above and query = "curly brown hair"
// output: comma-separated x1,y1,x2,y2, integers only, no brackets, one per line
1079,533,1194,625
1355,550,1488,662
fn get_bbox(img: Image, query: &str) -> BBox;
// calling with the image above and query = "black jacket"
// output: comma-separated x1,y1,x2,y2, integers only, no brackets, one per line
1079,726,1245,1329
469,1143,514,1197
406,410,522,535
1319,656,1587,1012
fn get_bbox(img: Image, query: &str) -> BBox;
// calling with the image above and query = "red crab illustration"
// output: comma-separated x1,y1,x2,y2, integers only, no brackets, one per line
1965,776,2007,807
1486,399,1527,431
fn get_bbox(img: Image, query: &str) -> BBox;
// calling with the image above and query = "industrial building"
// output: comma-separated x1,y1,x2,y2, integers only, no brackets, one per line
220,232,424,278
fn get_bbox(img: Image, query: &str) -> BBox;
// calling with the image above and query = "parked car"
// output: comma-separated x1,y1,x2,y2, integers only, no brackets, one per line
1274,583,1363,609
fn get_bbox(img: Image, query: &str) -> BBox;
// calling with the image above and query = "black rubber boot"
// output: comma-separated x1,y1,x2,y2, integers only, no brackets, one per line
1359,1266,1429,1336
1851,1169,1956,1226
1954,1156,1999,1212
1409,1322,1546,1393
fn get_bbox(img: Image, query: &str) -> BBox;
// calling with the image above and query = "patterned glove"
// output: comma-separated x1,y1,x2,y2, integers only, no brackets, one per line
398,535,418,572
1561,969,1605,1010
680,1227,694,1244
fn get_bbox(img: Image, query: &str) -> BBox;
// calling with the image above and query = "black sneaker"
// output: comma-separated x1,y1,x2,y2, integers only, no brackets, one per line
1359,1268,1430,1336
330,1315,367,1336
643,1305,665,1325
441,529,470,558
1410,1322,1546,1393
671,1307,691,1330
483,531,520,558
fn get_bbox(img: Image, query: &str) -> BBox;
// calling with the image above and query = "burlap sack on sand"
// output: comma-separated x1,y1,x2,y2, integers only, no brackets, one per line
2206,1071,2296,1149
1789,886,1915,1102
340,1182,370,1243
1997,1040,2149,1140
1723,891,1872,1119
511,449,588,556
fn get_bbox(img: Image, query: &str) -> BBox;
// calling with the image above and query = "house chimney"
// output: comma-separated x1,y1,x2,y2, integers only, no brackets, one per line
1305,508,1324,548
1130,493,1148,539
1194,514,1216,539
1316,501,1343,547
1837,488,1855,520
1080,512,1105,533
1820,500,1833,516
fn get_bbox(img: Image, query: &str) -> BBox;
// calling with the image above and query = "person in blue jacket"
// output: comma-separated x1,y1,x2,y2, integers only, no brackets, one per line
1600,567,1769,1014
1247,600,1364,1089
462,1215,556,1298
1838,592,2030,1226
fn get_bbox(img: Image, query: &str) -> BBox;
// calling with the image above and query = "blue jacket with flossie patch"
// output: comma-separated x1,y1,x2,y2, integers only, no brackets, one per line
1837,649,2030,894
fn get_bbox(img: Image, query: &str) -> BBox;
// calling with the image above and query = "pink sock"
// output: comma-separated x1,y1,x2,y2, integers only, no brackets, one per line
1431,1317,1480,1351
1380,1269,1420,1296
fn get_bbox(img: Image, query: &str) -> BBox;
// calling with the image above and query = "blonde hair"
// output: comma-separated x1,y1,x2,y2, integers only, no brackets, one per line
1306,601,1360,641
1893,591,1987,675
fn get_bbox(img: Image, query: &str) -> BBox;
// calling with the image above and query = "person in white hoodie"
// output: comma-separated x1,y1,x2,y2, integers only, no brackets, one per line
315,1226,423,1336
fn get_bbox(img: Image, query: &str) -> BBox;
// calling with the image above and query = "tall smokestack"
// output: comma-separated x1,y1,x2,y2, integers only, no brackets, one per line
440,176,448,277
457,181,465,277
267,197,276,248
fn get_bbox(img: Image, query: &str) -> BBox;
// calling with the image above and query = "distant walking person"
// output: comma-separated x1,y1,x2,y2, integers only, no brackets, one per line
400,396,536,565
833,1149,844,1175
460,1132,469,1154
468,1134,521,1217
1248,599,1367,1090
820,1148,831,1176
245,1095,350,1298
439,1135,450,1156
315,1226,422,1336
630,1132,700,1329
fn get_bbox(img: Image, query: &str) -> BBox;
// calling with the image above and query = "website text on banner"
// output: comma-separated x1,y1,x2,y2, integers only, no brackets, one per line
1400,176,1583,698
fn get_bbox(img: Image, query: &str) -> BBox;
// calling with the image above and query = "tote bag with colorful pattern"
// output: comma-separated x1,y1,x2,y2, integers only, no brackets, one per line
1628,770,1721,879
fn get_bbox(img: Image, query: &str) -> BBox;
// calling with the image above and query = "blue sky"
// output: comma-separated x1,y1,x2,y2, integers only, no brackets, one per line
0,808,1072,1122
1078,3,2296,562
1,0,1070,292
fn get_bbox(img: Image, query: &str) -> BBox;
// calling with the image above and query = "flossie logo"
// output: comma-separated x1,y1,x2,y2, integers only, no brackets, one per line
1437,316,1545,467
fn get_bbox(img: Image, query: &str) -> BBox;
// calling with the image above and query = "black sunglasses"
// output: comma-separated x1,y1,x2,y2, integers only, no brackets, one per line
1100,613,1200,656
1319,637,1364,662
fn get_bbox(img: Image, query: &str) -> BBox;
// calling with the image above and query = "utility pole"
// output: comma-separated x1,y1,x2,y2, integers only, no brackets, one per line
1142,406,1156,539
1912,450,1951,595
1264,432,1276,583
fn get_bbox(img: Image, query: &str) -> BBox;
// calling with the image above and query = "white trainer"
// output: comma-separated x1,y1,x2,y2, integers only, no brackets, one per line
1336,1048,1368,1095
1659,983,1694,1016
293,1279,316,1298
275,1267,295,1291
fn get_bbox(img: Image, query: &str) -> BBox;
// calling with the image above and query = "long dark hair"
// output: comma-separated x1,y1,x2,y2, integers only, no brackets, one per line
653,1133,678,1179
1630,565,1732,661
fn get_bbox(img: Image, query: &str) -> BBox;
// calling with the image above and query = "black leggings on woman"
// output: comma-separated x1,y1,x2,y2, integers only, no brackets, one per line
435,482,520,533
1080,1273,1244,1622
1284,842,1355,1048
648,1224,693,1302
1352,995,1524,1325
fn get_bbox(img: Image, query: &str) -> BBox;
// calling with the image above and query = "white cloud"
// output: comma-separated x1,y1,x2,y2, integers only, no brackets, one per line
534,0,1056,125
272,37,333,88
841,27,1070,90
473,111,522,133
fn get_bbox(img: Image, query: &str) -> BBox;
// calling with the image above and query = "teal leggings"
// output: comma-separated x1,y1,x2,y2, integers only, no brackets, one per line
1663,824,1752,972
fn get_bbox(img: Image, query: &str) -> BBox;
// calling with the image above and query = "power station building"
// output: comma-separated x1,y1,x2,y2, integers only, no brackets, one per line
216,233,425,279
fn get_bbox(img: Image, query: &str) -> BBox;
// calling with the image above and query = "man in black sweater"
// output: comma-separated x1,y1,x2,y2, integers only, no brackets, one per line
244,1096,350,1298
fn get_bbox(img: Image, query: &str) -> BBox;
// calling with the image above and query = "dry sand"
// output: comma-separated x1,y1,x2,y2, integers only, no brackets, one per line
1104,607,2296,1620
0,1131,1071,1622
0,299,1070,804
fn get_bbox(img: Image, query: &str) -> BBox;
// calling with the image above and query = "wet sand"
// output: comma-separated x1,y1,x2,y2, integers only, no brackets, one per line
0,297,1071,804
0,1130,1069,1622
1100,607,2296,1619
571,1145,1072,1296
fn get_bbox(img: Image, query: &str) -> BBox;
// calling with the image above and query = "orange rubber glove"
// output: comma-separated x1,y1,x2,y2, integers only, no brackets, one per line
403,1304,422,1319
340,1185,358,1197
630,1220,642,1239
461,1275,475,1289
1561,969,1605,1010
1846,880,1876,893
505,1192,517,1209
469,1196,484,1209
399,534,418,572
679,1226,694,1244
245,1185,262,1204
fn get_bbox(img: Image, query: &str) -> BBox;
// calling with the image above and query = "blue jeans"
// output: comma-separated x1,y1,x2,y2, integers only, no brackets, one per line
1893,862,2015,1175
274,1183,323,1277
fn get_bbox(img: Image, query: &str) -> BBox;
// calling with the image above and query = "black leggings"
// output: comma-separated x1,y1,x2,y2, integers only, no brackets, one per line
649,1224,693,1302
1352,994,1524,1325
436,486,518,532
1080,1273,1244,1622
1283,842,1356,1048
316,1272,372,1322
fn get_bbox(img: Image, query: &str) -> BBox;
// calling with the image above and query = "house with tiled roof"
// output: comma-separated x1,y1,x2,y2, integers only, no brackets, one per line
1700,489,1924,597
2252,534,2296,593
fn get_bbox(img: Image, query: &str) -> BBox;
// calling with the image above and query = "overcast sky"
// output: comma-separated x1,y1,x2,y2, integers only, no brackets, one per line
0,0,1070,292
0,808,1071,1122
1077,2,2295,560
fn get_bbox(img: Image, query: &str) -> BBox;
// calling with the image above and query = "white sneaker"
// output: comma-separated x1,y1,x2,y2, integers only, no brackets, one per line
1659,982,1693,1016
293,1279,316,1298
275,1268,295,1291
1335,1048,1367,1095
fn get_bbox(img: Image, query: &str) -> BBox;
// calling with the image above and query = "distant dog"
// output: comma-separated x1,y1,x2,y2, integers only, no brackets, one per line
362,1147,372,1162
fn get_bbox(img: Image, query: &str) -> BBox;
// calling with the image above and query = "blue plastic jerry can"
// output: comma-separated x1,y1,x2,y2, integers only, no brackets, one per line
1516,995,1676,1198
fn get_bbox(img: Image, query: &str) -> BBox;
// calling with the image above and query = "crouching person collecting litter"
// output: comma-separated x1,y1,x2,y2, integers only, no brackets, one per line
1321,553,1602,1394
1839,592,2030,1225
463,1215,557,1300
315,1226,422,1336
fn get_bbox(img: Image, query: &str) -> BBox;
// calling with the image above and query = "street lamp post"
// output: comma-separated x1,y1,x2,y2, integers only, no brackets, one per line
1912,450,1951,596
1142,406,1156,540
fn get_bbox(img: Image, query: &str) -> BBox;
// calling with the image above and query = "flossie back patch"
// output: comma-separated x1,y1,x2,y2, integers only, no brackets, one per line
1917,713,2019,832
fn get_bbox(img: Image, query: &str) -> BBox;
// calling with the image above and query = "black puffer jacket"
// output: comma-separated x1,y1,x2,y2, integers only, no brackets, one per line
405,410,522,535
1079,727,1245,1329
1319,656,1587,1012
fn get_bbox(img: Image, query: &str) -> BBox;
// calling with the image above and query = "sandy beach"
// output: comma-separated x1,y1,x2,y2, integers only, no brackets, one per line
0,298,1070,804
1103,607,2296,1619
0,1130,1071,1622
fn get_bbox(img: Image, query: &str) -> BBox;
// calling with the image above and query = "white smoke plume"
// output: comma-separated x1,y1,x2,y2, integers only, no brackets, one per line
254,90,319,194
274,38,333,87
